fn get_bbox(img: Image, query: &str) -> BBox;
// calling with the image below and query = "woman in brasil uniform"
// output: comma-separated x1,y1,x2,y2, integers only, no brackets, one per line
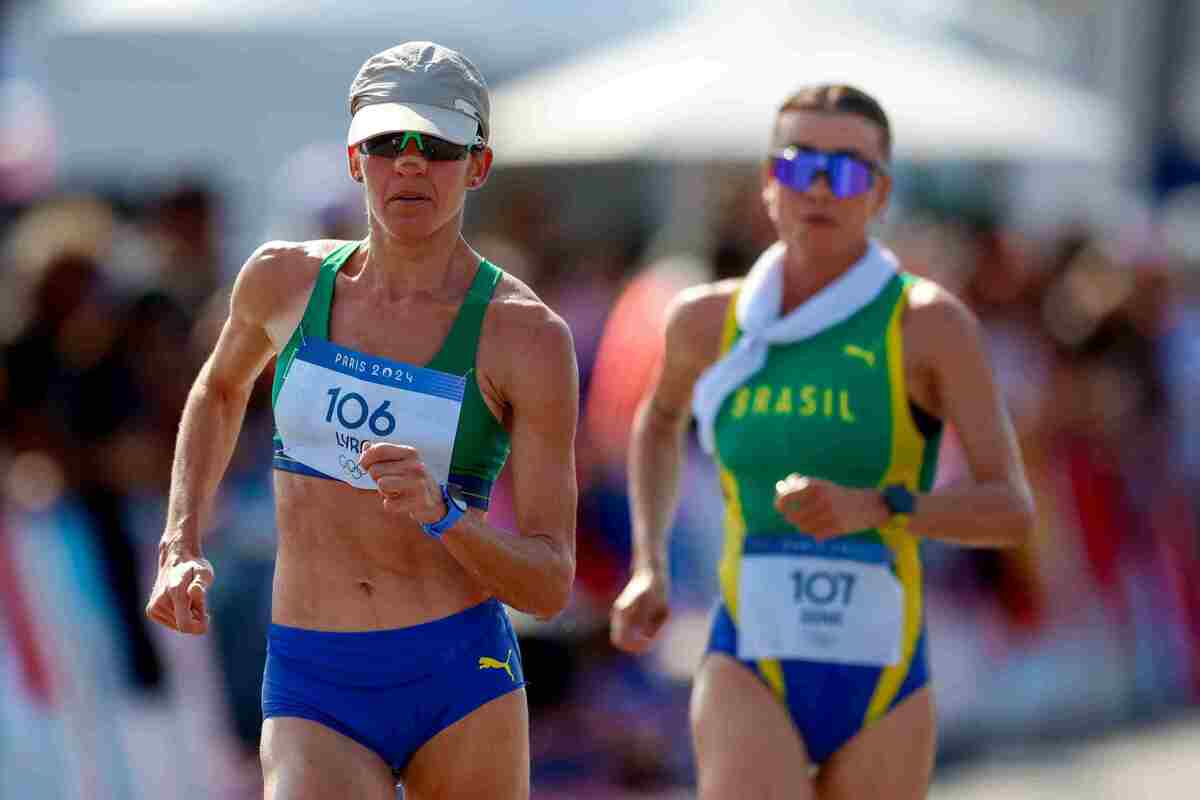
145,42,578,800
610,84,1034,799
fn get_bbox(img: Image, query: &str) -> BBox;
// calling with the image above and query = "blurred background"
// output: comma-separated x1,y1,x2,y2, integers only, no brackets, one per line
3,0,1200,797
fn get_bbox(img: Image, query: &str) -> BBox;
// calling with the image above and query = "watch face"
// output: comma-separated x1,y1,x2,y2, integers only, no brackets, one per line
884,485,914,514
447,484,468,511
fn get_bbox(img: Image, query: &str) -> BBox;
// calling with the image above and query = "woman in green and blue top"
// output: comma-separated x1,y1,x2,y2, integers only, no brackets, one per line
145,42,578,800
610,85,1033,799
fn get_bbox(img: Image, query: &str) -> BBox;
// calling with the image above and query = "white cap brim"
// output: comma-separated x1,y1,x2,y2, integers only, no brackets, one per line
347,102,478,146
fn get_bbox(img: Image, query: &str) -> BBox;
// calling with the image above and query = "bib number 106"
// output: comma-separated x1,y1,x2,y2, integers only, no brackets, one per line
325,387,396,436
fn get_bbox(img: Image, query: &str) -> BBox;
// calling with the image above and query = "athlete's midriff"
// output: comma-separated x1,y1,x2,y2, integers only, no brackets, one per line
270,472,489,631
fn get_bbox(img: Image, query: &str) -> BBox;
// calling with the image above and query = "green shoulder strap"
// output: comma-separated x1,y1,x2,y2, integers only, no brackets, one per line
271,240,360,408
426,259,503,375
300,240,361,339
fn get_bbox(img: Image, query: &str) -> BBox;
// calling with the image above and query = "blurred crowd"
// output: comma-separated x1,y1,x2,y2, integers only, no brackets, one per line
2,160,1199,798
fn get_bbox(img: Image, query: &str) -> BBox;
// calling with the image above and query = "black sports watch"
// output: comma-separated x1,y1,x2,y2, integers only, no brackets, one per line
881,484,916,519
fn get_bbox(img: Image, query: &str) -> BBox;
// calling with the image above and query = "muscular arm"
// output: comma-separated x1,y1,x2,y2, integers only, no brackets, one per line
163,245,281,557
608,285,729,651
147,242,291,633
436,310,580,619
899,285,1035,548
628,289,726,574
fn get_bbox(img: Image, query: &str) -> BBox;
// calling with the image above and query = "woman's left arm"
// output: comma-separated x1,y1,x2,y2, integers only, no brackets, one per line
885,285,1035,547
435,305,580,617
777,284,1034,548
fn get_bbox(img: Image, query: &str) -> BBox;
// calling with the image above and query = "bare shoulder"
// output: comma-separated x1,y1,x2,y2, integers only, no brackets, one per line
485,271,575,357
231,239,354,345
232,239,346,310
479,271,577,409
902,277,979,343
668,277,740,332
665,278,742,371
902,276,985,363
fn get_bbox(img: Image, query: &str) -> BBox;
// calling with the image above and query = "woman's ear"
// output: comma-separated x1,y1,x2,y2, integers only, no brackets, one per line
872,171,893,220
761,161,781,224
347,145,363,182
467,146,494,190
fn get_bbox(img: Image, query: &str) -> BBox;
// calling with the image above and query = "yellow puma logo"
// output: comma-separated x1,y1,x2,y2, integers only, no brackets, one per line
478,649,515,682
843,344,875,368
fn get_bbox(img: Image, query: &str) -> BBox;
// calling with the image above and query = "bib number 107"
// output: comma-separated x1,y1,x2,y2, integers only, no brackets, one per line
325,387,397,436
791,569,857,607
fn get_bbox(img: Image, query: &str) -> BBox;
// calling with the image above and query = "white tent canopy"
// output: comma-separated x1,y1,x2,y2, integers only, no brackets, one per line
34,0,689,271
490,1,1130,166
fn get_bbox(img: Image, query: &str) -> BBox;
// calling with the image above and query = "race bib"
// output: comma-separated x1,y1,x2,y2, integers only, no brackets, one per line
274,337,465,490
736,536,904,666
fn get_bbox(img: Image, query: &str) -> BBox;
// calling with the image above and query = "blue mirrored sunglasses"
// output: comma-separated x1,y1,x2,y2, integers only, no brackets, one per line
770,146,886,199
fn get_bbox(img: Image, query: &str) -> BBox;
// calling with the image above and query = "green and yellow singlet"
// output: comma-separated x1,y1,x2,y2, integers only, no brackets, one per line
711,272,942,722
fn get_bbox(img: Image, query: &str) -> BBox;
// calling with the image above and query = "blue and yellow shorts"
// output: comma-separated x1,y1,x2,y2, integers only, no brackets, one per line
706,600,928,765
262,598,524,770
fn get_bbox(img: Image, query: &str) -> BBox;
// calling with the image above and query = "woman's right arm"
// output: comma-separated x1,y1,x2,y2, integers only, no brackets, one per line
610,284,730,653
145,243,290,634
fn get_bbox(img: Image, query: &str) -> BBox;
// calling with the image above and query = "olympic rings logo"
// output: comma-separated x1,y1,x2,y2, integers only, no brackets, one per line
338,454,366,480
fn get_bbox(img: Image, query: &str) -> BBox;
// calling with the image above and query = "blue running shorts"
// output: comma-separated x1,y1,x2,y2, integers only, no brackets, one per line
706,600,928,765
262,598,524,770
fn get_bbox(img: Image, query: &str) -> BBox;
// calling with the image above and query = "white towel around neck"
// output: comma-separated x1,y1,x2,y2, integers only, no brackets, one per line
692,239,900,453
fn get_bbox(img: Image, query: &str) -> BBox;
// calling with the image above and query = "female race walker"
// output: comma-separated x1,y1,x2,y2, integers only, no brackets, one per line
610,85,1033,799
145,42,578,800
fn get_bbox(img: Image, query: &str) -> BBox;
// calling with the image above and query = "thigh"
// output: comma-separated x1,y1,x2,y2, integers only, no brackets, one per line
691,654,816,800
261,717,397,800
816,687,936,800
401,688,529,800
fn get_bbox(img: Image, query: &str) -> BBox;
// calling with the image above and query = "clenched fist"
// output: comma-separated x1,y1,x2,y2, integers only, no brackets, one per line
145,541,214,635
774,474,889,540
610,568,670,654
359,442,447,524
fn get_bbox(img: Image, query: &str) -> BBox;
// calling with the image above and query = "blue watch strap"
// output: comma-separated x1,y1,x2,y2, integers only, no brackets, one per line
421,484,466,538
881,484,916,516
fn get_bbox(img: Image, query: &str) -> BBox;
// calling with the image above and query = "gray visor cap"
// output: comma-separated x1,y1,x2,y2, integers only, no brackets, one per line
347,41,490,147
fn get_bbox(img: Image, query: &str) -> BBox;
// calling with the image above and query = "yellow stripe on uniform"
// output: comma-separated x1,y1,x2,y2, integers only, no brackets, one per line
717,460,748,618
758,658,787,702
715,288,749,619
712,285,786,709
718,287,741,354
865,283,926,725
